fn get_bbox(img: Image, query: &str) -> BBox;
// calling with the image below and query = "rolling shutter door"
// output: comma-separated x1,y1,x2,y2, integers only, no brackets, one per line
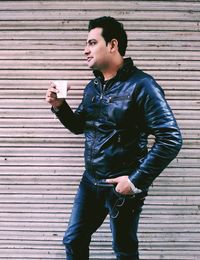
0,1,199,259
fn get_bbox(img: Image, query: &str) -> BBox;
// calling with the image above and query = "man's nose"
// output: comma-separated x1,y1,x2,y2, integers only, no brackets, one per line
84,45,90,55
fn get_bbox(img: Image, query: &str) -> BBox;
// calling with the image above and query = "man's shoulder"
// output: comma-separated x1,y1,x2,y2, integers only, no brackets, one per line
130,66,154,81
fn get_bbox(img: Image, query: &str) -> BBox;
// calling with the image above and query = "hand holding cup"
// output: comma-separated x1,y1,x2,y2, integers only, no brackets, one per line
46,80,70,108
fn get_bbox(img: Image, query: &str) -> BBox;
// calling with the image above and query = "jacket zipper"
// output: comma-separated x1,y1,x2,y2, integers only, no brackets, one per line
90,80,105,183
109,95,131,102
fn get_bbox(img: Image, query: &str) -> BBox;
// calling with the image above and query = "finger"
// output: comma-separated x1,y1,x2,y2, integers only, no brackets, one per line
46,93,54,102
106,177,119,184
46,92,56,104
46,90,54,99
50,81,56,88
46,86,58,98
49,86,58,94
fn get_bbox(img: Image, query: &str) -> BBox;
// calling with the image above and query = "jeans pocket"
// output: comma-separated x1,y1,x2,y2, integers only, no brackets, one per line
126,195,145,215
108,186,146,218
107,187,126,218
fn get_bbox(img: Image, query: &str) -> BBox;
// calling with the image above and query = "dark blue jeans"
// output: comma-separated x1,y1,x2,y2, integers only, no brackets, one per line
63,174,145,260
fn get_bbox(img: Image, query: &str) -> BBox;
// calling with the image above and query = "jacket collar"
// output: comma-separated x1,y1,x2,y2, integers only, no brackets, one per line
93,57,136,82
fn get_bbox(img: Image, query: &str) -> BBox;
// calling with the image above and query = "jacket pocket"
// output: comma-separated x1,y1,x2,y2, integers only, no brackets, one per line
108,95,131,103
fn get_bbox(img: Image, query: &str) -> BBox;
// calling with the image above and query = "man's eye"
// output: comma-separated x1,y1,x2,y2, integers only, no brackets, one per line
89,41,96,46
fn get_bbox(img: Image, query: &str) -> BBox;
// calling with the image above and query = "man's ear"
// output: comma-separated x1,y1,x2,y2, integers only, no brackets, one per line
109,39,119,53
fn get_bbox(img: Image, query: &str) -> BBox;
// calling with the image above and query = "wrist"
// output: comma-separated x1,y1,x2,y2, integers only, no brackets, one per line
51,102,65,113
128,179,142,194
52,106,60,112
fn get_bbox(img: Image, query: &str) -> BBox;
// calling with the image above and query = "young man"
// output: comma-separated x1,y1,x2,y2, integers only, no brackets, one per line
46,16,182,260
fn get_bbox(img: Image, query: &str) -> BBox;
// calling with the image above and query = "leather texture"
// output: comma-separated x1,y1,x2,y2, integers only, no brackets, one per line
54,58,182,191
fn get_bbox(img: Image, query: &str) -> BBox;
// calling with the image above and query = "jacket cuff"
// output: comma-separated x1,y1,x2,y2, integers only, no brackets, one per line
129,169,148,191
51,101,67,114
128,178,142,193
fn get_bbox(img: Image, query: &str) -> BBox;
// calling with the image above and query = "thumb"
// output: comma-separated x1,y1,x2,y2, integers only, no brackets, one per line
106,177,119,184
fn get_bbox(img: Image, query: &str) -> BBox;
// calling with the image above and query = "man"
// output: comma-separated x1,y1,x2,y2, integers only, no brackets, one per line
46,16,182,260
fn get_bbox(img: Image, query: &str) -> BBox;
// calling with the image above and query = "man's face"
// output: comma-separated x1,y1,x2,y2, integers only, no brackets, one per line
84,27,111,71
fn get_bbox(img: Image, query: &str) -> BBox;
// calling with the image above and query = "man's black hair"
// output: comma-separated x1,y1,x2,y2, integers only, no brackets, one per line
88,16,127,56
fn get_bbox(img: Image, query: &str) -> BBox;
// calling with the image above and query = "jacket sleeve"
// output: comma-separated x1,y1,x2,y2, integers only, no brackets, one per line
52,100,85,135
129,77,182,190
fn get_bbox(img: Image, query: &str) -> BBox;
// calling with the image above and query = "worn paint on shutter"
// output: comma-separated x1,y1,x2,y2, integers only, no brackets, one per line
0,1,199,259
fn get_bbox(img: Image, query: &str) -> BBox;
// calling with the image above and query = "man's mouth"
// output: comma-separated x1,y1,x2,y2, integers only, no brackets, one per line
87,57,93,62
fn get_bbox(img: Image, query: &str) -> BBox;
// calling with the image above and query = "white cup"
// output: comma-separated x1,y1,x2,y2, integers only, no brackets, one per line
53,80,68,98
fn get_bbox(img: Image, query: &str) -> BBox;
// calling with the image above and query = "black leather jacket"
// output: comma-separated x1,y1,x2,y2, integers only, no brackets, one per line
53,58,182,191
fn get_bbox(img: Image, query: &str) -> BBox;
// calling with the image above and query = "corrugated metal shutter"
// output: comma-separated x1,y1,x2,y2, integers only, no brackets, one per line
0,1,199,259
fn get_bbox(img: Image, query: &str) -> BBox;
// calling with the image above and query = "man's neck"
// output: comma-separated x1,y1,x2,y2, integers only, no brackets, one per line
103,57,124,81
